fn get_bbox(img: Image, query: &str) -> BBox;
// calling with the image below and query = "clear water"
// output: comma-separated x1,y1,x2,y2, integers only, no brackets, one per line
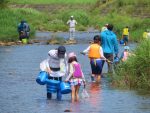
0,32,150,113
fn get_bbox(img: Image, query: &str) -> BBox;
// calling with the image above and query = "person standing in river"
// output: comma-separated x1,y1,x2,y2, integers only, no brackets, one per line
81,35,106,83
67,15,77,40
100,24,119,74
65,52,86,102
40,46,68,100
122,26,129,46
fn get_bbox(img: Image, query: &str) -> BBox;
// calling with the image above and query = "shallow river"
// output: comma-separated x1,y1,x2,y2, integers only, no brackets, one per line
0,32,150,113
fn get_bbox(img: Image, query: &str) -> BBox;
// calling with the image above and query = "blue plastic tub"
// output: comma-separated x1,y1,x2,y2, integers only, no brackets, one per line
60,82,71,94
120,39,124,45
114,57,120,63
36,71,48,85
46,79,60,93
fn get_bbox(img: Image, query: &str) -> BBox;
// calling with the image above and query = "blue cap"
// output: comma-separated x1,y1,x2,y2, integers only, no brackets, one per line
124,46,129,50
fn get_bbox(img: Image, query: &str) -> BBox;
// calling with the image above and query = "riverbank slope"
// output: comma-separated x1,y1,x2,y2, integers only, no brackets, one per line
0,0,150,42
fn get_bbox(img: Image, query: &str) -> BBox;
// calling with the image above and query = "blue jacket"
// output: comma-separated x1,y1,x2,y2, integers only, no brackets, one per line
100,30,118,54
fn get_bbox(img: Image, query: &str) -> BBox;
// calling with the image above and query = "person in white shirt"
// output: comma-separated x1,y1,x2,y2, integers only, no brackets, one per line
67,16,77,40
40,46,68,100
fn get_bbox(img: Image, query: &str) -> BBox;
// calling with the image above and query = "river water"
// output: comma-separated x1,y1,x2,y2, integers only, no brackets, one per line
0,32,150,113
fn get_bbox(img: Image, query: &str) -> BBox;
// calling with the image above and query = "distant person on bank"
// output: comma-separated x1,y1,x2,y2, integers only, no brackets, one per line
67,16,77,40
18,20,25,41
23,20,30,39
17,20,30,41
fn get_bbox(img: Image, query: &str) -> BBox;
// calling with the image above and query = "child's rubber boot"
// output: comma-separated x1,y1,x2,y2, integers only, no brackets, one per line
47,93,52,99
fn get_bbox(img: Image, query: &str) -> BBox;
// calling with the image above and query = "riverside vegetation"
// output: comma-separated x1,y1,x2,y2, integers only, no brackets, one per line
112,40,150,93
0,0,150,91
0,0,150,41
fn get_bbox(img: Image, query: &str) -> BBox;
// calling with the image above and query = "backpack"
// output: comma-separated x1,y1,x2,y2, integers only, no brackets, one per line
24,23,30,32
73,63,82,78
18,23,24,32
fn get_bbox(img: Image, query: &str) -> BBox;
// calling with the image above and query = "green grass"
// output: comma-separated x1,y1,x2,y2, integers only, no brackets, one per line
0,8,90,41
113,40,150,90
0,8,49,41
9,0,98,4
0,0,150,42
116,0,150,6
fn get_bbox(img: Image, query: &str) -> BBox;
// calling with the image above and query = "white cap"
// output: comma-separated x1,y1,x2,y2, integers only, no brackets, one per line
70,15,74,18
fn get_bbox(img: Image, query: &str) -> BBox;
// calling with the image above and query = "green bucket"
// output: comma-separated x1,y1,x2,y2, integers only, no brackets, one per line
22,38,28,44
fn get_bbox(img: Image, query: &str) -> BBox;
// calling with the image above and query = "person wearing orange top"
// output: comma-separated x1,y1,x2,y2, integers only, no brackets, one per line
81,35,106,83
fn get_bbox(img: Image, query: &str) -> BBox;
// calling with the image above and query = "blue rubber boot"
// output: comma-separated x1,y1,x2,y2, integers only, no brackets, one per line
47,93,52,99
57,89,62,101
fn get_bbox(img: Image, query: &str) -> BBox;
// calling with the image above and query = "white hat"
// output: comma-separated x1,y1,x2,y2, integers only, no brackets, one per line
68,52,76,58
70,15,74,18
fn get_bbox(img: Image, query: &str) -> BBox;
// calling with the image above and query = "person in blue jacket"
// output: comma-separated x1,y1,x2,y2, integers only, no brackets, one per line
18,20,26,41
100,24,119,73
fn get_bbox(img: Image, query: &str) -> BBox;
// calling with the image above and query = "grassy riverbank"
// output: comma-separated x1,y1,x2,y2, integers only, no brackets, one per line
0,0,150,42
9,0,98,4
112,40,150,91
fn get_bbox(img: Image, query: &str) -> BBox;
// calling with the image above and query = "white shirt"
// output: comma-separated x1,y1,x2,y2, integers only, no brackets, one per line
40,50,68,77
67,19,77,28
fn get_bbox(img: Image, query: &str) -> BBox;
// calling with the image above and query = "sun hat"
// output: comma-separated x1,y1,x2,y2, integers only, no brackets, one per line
105,23,108,26
58,46,66,58
124,46,130,50
68,52,76,59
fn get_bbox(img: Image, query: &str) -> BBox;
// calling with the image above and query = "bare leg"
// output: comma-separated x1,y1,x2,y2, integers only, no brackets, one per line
75,85,80,102
71,86,75,103
91,74,96,82
95,75,101,83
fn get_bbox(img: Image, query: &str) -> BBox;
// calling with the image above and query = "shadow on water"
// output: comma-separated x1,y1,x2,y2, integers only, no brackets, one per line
0,32,150,113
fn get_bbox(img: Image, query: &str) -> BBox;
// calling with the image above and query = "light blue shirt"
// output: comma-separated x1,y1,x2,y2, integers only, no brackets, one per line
100,30,119,54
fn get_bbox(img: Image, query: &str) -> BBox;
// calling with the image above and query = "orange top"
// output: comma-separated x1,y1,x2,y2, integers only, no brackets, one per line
88,44,101,59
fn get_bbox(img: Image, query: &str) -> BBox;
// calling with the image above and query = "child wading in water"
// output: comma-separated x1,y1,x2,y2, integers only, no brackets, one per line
120,46,131,62
81,35,106,83
65,52,86,102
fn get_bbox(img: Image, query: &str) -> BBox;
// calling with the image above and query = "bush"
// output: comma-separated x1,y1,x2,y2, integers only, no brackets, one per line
113,40,150,90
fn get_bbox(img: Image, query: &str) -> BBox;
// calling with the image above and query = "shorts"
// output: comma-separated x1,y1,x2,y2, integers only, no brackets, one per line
90,59,103,75
70,78,84,86
123,35,128,43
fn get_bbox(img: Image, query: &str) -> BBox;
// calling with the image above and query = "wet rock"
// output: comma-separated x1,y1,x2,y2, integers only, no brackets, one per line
65,39,77,45
64,109,72,112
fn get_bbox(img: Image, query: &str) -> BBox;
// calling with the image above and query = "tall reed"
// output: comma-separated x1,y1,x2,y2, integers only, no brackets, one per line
113,40,150,90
